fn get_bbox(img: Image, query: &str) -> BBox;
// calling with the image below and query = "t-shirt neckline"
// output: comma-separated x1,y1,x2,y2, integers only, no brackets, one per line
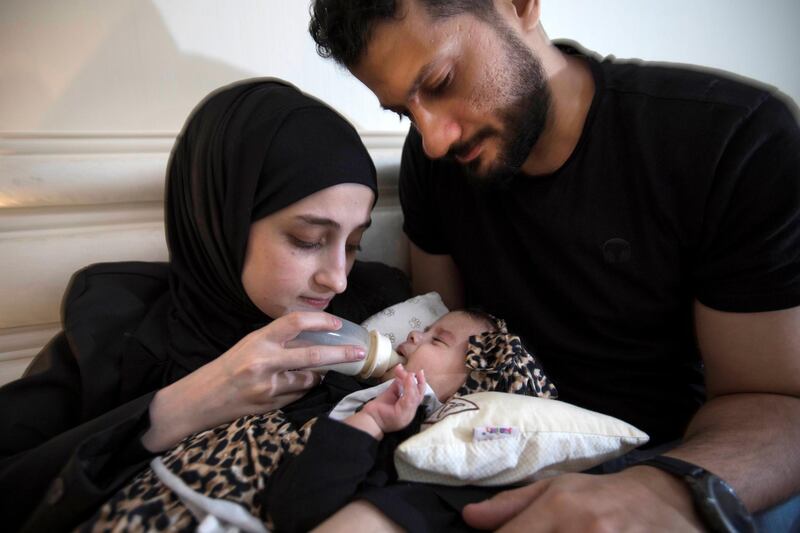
513,40,605,182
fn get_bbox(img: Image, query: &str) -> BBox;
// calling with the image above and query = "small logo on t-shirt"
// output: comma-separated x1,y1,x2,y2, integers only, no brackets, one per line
602,238,631,264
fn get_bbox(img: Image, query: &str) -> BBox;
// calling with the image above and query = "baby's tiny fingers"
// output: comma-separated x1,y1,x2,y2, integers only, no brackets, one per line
394,364,408,380
404,371,418,391
416,368,427,393
403,374,423,404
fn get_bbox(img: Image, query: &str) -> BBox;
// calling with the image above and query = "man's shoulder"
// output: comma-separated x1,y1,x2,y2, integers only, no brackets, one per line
599,54,775,116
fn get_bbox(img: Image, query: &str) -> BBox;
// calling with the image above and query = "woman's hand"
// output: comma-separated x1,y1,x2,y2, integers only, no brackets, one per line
142,311,366,451
345,365,426,440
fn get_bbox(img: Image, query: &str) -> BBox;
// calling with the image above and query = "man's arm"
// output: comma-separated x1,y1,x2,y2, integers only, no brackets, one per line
461,301,800,531
409,241,465,309
670,301,800,509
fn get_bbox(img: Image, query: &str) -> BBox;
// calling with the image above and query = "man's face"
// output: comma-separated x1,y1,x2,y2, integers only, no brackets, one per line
352,0,550,181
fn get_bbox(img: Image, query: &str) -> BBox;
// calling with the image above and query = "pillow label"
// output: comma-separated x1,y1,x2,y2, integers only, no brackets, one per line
473,426,519,441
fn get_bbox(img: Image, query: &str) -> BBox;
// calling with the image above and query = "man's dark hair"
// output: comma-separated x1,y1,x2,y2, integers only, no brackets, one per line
309,0,499,67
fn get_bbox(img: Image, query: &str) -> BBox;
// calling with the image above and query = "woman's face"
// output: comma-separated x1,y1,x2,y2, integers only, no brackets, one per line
241,183,375,318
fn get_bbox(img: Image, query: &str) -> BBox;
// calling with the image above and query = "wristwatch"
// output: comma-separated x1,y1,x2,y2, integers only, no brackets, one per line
637,455,756,533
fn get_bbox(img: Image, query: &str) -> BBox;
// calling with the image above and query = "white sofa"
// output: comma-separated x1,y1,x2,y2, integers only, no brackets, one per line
0,132,408,386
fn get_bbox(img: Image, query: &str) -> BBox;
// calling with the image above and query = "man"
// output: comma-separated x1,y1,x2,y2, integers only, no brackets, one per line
308,0,800,531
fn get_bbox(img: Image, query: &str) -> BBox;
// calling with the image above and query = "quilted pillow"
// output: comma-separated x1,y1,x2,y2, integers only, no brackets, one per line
394,392,648,486
360,291,448,348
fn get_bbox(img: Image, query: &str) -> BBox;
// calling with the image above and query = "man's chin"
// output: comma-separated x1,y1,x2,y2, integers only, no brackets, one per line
462,156,518,185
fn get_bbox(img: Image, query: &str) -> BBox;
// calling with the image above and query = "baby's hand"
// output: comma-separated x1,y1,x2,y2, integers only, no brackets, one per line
345,365,426,440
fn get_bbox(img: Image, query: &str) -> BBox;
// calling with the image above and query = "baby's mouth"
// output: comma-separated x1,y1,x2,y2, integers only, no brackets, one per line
396,343,410,358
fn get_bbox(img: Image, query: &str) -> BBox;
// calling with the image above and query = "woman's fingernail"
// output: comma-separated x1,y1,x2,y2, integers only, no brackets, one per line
354,347,366,359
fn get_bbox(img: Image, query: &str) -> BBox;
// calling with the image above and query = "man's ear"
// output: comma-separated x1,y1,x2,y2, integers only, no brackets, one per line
509,0,541,31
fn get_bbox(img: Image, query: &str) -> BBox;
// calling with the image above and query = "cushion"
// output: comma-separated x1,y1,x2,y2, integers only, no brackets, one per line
360,291,448,348
394,392,649,486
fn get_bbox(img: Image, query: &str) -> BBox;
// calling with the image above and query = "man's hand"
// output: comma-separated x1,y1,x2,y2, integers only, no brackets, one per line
463,467,704,532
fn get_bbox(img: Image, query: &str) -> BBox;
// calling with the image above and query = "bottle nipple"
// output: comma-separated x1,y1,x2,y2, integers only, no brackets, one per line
359,330,407,378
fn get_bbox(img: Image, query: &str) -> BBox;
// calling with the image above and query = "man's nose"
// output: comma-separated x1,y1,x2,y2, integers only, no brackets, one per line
413,105,461,160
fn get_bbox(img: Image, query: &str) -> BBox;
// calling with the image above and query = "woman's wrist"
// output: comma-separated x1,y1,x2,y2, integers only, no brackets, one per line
141,382,196,451
141,368,228,452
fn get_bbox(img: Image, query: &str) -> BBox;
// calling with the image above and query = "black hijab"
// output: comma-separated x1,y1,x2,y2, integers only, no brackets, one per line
164,79,377,375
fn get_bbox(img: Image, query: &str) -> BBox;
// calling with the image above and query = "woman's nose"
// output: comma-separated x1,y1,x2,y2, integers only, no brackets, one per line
314,248,348,294
412,105,461,160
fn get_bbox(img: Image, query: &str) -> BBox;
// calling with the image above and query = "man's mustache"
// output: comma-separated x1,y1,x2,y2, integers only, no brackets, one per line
446,127,495,161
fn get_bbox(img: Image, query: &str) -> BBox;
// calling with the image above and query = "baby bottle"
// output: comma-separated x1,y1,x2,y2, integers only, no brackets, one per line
293,316,406,378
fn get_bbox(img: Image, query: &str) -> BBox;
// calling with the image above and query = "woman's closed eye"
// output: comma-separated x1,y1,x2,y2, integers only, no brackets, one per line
289,235,323,250
290,233,362,255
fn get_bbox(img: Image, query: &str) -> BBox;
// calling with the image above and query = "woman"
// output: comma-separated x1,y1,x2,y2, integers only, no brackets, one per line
0,79,408,532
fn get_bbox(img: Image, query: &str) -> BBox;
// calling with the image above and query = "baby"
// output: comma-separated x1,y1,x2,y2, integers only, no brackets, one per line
326,309,502,438
264,309,558,532
81,310,556,533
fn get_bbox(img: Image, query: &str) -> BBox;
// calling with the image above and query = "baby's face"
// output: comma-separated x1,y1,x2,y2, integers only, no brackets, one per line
394,311,490,401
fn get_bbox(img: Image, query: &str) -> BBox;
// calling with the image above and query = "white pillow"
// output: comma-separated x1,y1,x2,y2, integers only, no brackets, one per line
394,392,648,486
361,292,449,348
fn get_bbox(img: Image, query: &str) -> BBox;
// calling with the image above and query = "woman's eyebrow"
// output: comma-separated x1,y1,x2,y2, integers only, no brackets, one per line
294,215,372,230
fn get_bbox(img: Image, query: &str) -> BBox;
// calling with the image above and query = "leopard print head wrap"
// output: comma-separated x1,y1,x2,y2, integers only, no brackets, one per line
456,316,558,399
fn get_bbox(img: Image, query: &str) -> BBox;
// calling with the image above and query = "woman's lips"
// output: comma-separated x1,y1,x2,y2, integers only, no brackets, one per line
299,296,331,309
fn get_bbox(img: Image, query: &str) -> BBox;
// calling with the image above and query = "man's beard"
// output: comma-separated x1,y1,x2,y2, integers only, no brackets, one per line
449,23,551,183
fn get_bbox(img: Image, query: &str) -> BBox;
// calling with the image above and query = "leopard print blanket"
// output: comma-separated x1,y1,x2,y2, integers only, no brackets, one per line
79,411,315,533
79,318,556,532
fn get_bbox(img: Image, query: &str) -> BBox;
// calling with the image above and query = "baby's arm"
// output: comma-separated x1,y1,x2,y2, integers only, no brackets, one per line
345,365,426,441
264,367,425,532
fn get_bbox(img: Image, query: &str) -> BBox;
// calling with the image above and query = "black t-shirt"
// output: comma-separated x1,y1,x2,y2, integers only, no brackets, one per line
399,44,800,445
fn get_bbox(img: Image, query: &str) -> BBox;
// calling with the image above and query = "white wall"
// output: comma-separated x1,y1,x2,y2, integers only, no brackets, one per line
1,0,797,135
546,0,799,107
1,0,798,385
